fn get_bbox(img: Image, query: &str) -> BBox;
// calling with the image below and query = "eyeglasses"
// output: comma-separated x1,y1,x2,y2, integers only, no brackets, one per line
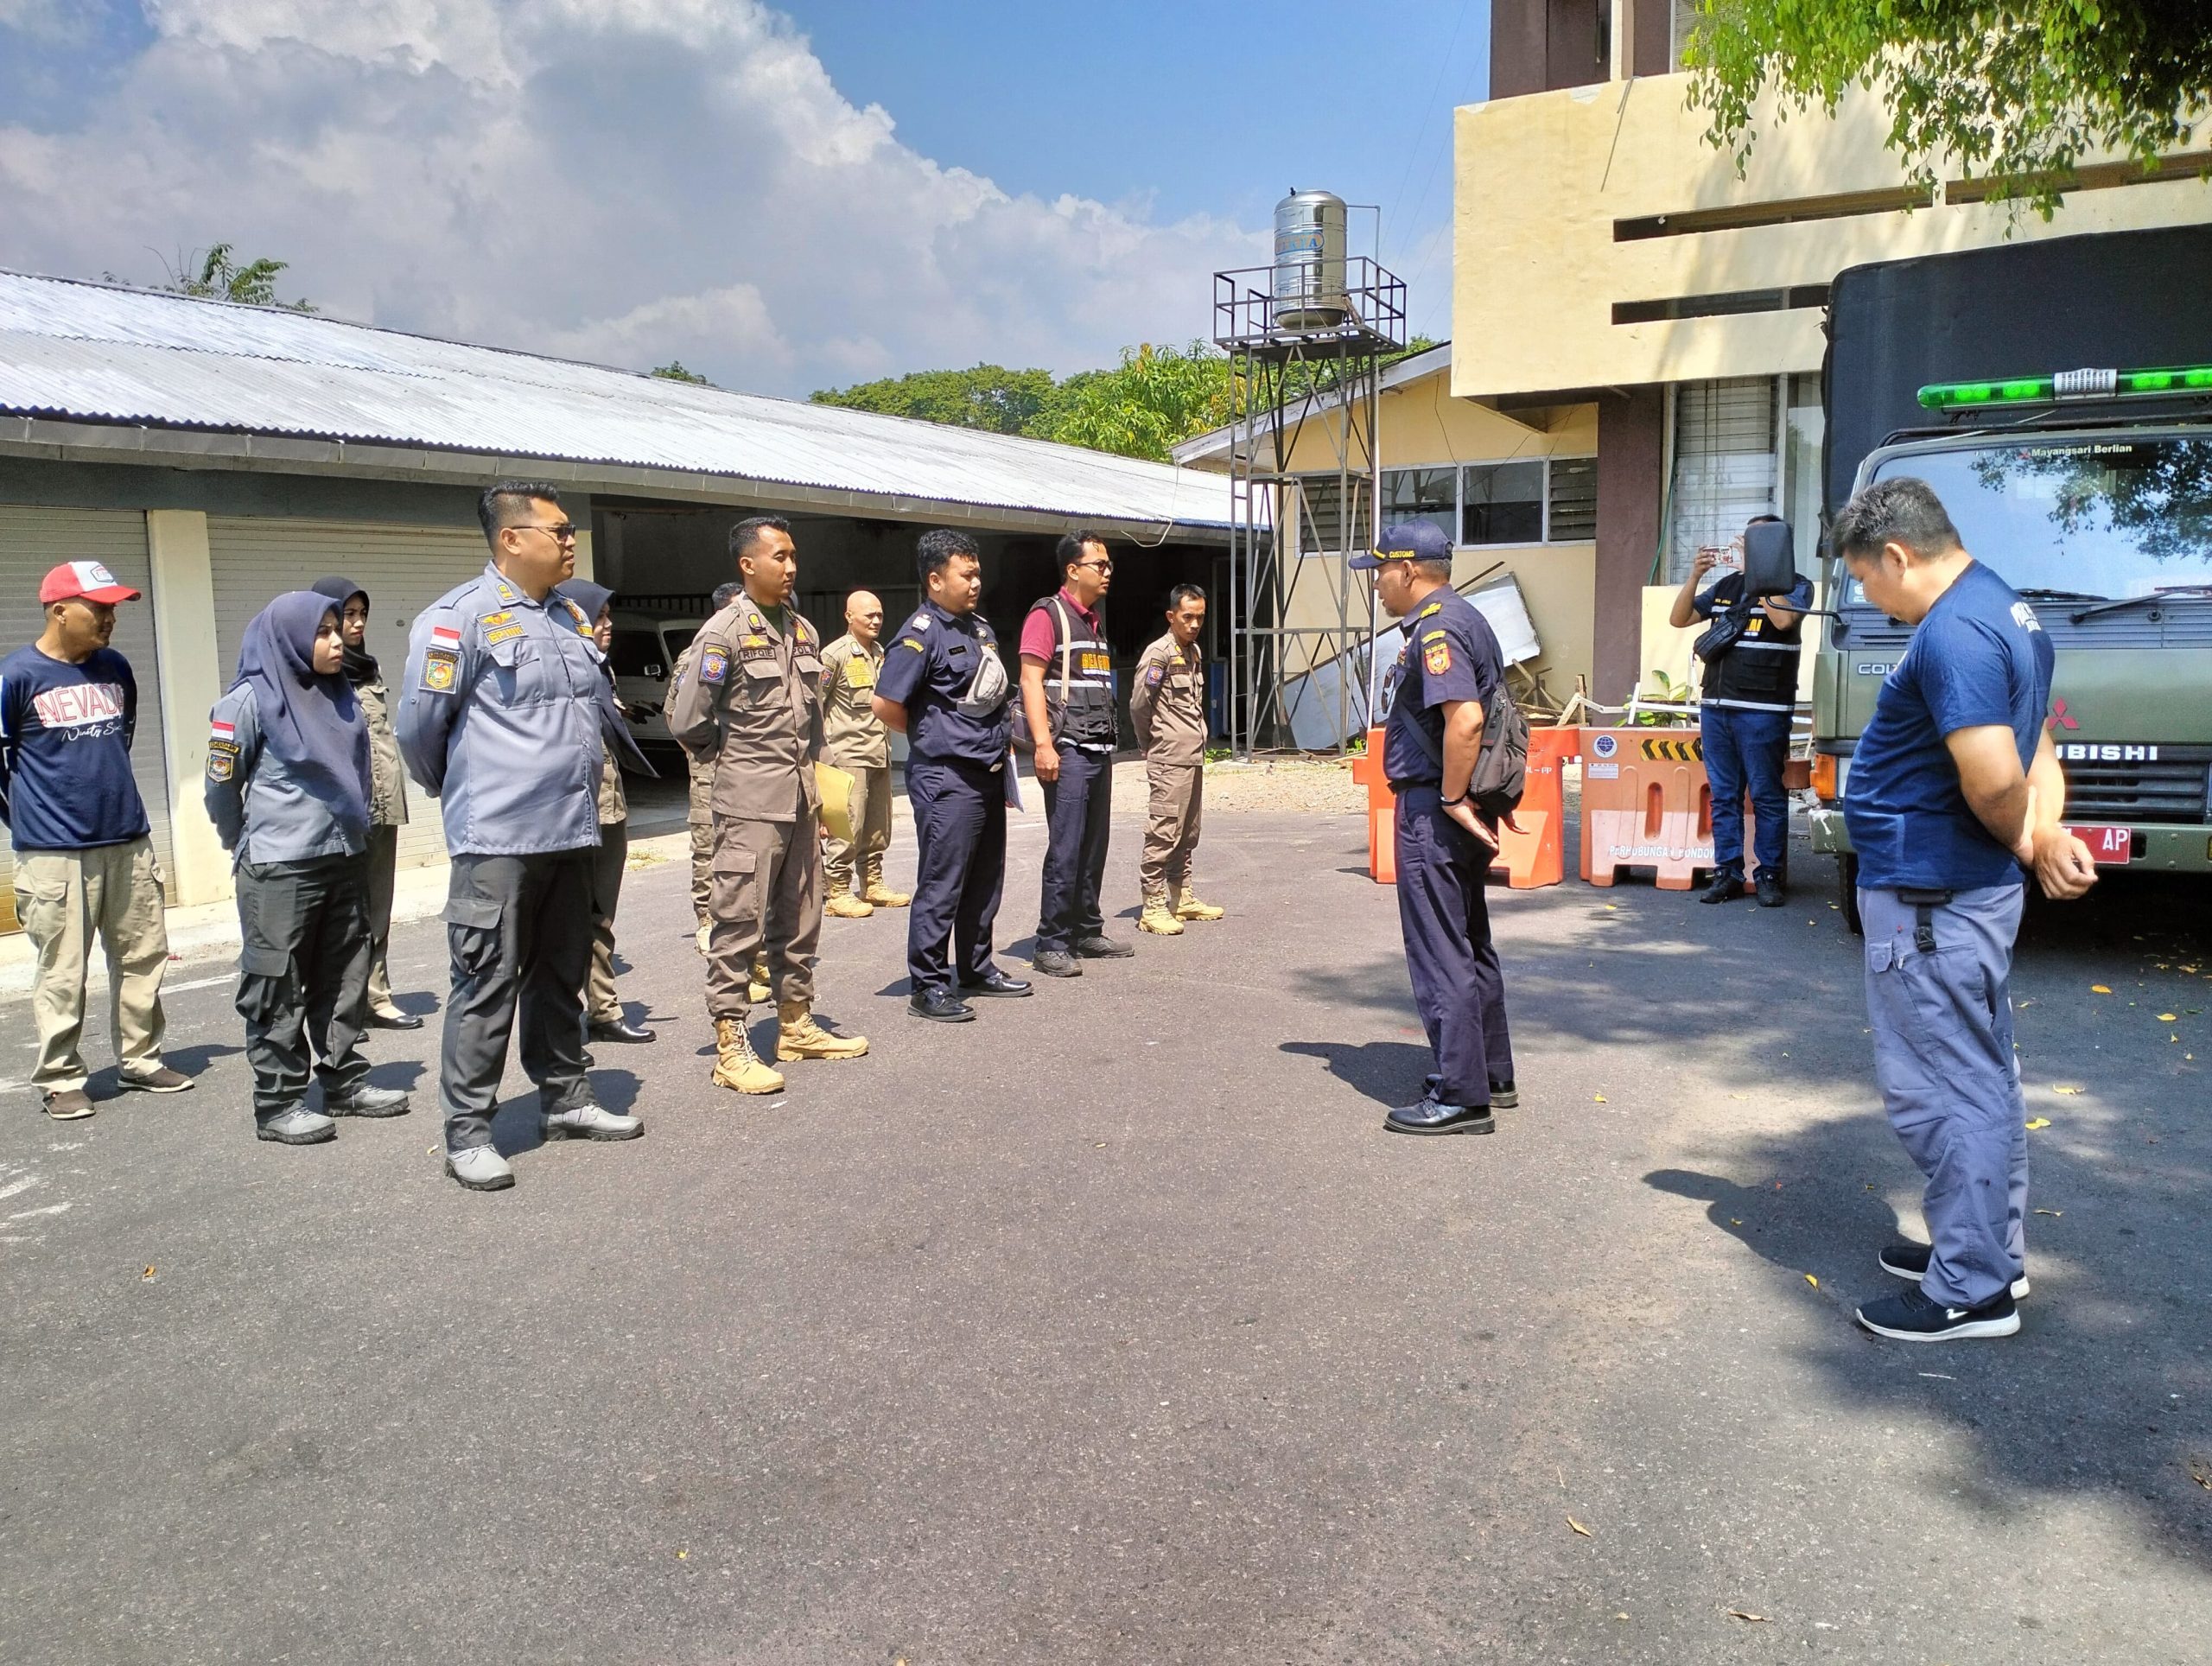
1077,559,1114,574
518,522,578,544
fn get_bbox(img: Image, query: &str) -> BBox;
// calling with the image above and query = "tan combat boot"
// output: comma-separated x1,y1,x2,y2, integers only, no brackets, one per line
861,862,911,908
775,1003,870,1062
1174,885,1225,922
712,1017,785,1095
1137,887,1184,935
824,893,875,919
747,960,771,1004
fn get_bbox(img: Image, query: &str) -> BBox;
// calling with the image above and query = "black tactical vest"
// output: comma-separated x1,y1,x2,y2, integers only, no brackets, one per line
1030,595,1117,746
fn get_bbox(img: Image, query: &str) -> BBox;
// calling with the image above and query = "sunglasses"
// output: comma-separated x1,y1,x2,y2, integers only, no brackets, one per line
518,522,578,544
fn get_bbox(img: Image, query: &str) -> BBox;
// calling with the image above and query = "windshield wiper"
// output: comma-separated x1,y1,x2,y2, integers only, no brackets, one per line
2069,584,2212,623
2013,587,2108,603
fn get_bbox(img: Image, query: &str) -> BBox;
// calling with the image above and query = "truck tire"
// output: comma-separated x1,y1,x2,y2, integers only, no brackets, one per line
1838,852,1862,936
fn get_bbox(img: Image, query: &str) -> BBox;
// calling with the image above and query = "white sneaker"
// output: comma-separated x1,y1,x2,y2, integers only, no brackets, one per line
445,1146,515,1191
541,1103,644,1141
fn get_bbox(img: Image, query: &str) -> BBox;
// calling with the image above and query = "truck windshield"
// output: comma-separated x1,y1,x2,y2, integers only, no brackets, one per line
1855,436,2212,602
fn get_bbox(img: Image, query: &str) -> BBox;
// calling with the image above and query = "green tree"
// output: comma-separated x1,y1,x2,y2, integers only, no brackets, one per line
157,244,316,311
1027,341,1242,461
810,364,1058,435
651,360,712,385
1683,2,2212,215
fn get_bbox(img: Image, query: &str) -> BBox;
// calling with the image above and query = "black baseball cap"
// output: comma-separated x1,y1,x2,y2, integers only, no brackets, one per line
1349,520,1452,569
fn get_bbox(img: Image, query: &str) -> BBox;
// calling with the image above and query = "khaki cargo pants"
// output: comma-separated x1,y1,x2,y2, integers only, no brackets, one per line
1140,762,1204,893
13,836,171,1093
707,811,822,1021
823,761,893,896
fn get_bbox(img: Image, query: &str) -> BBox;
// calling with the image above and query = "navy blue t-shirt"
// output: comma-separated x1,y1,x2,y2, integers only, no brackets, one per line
0,644,149,852
1382,588,1504,788
1844,562,2054,892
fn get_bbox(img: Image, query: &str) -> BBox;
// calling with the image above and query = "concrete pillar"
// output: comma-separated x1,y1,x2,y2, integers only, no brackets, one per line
1594,386,1665,705
144,509,232,906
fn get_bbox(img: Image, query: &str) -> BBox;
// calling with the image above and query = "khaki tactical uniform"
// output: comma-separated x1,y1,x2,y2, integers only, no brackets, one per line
818,632,899,905
671,639,715,926
669,595,865,1085
1129,631,1219,928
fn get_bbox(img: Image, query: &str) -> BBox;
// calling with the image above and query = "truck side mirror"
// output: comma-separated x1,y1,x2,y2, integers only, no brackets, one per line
1743,519,1798,597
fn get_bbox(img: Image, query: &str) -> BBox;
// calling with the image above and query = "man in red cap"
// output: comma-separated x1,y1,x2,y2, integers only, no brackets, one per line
0,562,194,1118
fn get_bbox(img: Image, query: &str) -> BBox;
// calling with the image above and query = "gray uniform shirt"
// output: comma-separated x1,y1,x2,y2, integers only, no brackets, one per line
204,683,369,866
396,562,615,857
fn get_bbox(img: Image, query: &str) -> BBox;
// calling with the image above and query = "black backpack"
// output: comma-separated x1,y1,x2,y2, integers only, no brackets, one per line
1397,675,1528,823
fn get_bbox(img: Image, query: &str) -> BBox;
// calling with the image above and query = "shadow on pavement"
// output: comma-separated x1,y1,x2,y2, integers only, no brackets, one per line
1279,1038,1432,1109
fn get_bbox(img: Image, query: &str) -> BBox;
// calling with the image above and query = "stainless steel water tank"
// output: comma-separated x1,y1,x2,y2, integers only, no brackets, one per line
1273,189,1349,331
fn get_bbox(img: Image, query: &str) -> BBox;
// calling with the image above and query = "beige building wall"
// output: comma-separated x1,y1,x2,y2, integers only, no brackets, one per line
1269,377,1601,692
1452,77,2212,401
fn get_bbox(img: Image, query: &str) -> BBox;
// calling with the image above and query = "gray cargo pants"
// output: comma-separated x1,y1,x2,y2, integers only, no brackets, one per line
233,854,373,1116
439,850,596,1153
1860,883,2029,1309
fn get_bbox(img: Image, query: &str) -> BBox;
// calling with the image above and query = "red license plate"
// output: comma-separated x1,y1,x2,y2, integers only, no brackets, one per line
2067,824,2134,864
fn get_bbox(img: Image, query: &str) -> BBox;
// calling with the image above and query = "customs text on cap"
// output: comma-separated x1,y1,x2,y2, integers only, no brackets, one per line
1349,521,1452,569
40,561,142,605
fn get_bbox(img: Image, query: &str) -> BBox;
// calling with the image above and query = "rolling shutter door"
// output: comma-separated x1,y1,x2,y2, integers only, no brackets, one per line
1666,377,1779,583
207,517,487,872
0,506,173,926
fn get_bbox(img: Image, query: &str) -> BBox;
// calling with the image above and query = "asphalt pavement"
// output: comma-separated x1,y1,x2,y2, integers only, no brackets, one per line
3,804,2207,1663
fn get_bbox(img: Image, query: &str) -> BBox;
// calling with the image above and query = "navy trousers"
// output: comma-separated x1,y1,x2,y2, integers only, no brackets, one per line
1700,704,1791,878
1393,787,1515,1108
1036,745,1113,954
1861,884,2029,1309
906,754,1007,995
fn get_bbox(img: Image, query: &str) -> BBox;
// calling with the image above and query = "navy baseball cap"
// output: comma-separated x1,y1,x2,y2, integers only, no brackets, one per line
1350,520,1452,569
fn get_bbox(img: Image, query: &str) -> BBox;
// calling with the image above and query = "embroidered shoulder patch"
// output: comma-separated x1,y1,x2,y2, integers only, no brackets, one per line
479,610,514,627
700,648,729,684
1145,665,1162,687
1423,638,1452,676
1415,601,1444,620
483,624,524,646
908,614,931,632
899,637,925,652
206,751,234,782
422,648,459,691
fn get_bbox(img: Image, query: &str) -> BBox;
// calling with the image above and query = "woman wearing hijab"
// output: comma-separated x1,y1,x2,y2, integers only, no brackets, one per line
309,576,419,1030
561,580,655,1047
205,592,411,1145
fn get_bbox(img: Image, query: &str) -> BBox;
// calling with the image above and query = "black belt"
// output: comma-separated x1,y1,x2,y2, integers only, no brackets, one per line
1897,887,1954,954
1389,779,1440,796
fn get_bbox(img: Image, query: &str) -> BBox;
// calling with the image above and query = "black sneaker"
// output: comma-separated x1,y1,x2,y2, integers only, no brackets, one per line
1699,873,1746,904
1878,1242,2029,1300
1855,1284,2019,1341
1425,1073,1516,1109
1755,873,1785,908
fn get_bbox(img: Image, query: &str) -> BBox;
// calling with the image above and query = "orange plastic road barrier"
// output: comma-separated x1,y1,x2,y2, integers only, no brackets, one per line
1578,727,1715,890
1348,727,1395,884
1489,726,1575,888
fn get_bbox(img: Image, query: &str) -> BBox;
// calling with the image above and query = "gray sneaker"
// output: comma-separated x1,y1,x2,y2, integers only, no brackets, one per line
256,1107,336,1146
542,1103,645,1141
325,1084,411,1118
446,1146,515,1191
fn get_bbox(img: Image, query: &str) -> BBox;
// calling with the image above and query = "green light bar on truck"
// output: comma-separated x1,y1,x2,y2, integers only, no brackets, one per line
1918,365,2212,409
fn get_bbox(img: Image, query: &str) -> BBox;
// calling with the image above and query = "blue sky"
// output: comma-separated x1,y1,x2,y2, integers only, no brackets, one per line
0,2,1487,391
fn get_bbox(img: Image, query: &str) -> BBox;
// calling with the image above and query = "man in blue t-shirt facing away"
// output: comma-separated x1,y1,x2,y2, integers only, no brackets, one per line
1834,477,2096,1343
0,563,195,1120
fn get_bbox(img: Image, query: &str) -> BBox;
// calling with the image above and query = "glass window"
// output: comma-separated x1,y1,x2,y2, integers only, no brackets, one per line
1463,461,1545,545
1546,457,1598,542
607,629,666,679
1294,474,1371,557
1382,467,1458,544
1667,376,1779,582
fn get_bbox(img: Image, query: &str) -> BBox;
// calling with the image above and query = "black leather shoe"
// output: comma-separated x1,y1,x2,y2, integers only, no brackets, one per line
1755,873,1786,908
1384,1098,1496,1135
909,988,977,1023
1074,934,1135,958
1700,873,1746,904
368,1008,423,1031
960,970,1033,998
589,1019,656,1043
1032,949,1083,978
1427,1074,1516,1109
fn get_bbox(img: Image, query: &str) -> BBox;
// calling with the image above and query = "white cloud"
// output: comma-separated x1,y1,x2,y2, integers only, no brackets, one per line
0,0,1263,395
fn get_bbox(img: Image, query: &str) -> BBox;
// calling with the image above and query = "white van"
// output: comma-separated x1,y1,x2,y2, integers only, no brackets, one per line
606,608,707,749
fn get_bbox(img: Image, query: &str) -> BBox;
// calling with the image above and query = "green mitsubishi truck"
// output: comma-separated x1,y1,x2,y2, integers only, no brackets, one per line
1809,230,2212,928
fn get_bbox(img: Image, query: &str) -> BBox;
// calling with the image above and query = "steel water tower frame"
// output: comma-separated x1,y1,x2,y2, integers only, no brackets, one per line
1211,197,1407,756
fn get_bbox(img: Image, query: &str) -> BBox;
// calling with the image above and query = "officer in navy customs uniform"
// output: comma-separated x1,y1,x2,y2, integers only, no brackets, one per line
869,528,1033,1023
397,482,651,1192
1353,520,1517,1136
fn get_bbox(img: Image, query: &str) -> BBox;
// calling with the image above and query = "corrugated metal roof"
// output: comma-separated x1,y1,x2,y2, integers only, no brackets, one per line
0,270,1236,531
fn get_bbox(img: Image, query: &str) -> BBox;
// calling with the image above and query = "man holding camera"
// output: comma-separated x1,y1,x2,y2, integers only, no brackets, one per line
1669,513,1812,907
